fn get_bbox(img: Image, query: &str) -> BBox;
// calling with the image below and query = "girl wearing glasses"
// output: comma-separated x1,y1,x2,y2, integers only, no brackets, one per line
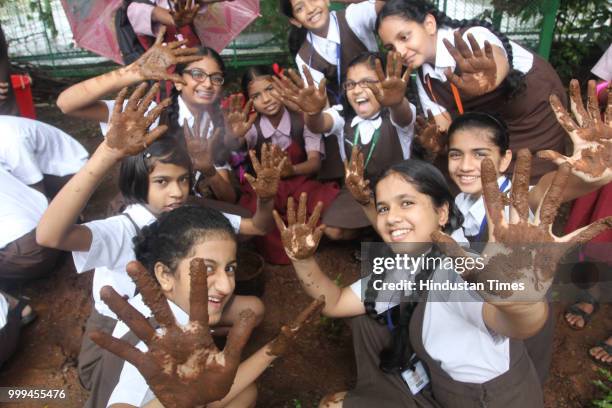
57,29,242,207
276,51,416,235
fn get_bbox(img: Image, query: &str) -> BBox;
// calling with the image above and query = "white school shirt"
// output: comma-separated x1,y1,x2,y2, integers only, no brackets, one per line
72,204,242,318
350,252,510,384
100,96,231,171
415,26,534,117
295,0,379,87
0,116,88,185
455,175,534,239
324,104,417,162
0,167,48,249
107,294,188,407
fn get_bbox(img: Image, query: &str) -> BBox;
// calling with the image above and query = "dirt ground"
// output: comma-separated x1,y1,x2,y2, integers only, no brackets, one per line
0,104,609,407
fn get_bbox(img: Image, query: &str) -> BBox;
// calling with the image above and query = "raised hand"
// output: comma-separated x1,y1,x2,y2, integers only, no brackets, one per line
443,31,497,97
183,117,220,176
225,94,257,139
432,149,612,301
269,144,294,178
169,0,200,27
538,80,611,183
90,259,258,408
134,26,201,84
344,145,372,205
272,67,327,115
267,296,325,356
415,109,446,158
105,83,171,157
274,192,326,260
365,52,411,108
244,143,283,199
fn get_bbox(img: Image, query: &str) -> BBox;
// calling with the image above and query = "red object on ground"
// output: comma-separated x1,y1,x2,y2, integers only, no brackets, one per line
10,74,36,119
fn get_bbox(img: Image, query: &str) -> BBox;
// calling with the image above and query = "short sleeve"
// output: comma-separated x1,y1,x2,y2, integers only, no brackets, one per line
106,340,150,407
303,126,324,154
127,2,156,37
72,216,137,273
592,45,612,81
322,105,345,137
389,103,417,159
344,1,378,42
222,212,241,234
1,141,43,185
416,74,447,116
244,124,258,149
296,53,326,88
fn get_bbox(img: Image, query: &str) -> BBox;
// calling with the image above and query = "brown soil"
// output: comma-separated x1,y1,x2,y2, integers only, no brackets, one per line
0,105,608,407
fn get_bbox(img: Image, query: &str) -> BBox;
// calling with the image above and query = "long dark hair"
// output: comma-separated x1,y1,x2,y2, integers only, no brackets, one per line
241,65,275,98
279,0,310,58
447,111,510,153
376,0,525,98
119,132,193,205
364,159,463,373
134,205,237,275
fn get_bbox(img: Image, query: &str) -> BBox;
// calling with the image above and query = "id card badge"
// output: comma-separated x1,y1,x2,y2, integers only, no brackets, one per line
401,355,430,395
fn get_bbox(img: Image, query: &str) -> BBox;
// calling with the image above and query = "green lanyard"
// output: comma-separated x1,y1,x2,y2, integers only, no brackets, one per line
353,126,381,169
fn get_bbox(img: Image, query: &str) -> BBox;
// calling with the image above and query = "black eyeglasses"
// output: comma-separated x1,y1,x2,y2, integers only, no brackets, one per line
183,69,225,86
343,78,379,91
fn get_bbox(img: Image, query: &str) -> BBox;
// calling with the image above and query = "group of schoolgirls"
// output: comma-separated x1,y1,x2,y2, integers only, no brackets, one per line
0,115,89,368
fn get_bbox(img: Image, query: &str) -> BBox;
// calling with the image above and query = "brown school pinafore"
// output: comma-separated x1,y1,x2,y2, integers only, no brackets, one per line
322,110,407,229
408,294,544,407
297,9,369,181
419,30,567,183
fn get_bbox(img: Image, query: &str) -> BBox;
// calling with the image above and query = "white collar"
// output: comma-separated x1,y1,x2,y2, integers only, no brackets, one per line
128,293,190,327
124,203,156,228
309,11,340,45
178,97,213,137
421,26,457,82
456,175,510,236
351,114,382,145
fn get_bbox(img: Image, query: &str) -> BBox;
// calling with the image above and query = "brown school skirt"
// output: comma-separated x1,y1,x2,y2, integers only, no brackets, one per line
322,188,371,230
343,315,438,408
78,307,117,391
0,229,60,283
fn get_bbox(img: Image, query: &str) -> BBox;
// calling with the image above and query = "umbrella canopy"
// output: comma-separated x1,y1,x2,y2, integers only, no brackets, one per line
61,0,124,64
192,0,260,53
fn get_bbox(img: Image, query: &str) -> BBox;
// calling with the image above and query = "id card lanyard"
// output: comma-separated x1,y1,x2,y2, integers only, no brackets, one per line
307,12,342,104
353,126,381,169
476,176,510,241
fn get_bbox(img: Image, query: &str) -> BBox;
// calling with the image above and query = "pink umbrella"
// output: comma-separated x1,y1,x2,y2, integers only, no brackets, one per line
60,0,125,64
192,0,260,53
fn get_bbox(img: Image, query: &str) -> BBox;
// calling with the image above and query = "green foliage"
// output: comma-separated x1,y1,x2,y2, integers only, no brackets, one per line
29,0,58,37
490,0,612,83
291,398,303,408
592,367,612,408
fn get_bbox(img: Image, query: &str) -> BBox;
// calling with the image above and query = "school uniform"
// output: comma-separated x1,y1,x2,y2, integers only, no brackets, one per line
416,26,567,182
320,106,416,229
295,0,379,180
345,255,543,407
0,167,59,283
0,116,88,198
239,108,339,264
73,203,242,390
454,175,554,384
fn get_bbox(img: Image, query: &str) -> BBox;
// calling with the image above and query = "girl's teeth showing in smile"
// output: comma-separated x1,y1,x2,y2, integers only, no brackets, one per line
390,228,411,241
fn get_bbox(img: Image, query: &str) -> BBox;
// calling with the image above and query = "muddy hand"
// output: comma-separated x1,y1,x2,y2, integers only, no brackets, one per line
244,143,282,199
539,80,611,182
183,117,219,175
344,145,372,205
105,83,170,157
90,259,258,408
272,67,327,115
433,149,612,301
170,0,200,27
134,26,201,84
415,109,446,158
225,94,257,139
366,52,411,108
269,144,294,178
274,192,326,260
443,32,497,97
268,296,325,356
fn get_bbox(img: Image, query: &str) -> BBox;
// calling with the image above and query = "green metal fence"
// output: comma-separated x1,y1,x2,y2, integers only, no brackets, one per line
0,0,557,79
